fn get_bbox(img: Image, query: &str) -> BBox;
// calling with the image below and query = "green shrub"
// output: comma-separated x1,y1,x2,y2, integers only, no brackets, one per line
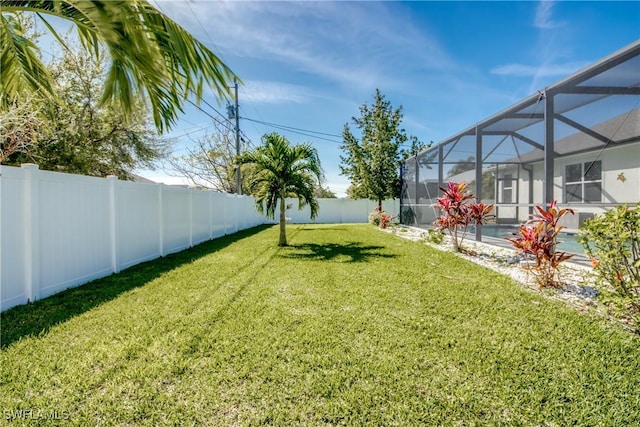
578,203,640,321
426,229,444,244
369,206,394,229
368,209,381,227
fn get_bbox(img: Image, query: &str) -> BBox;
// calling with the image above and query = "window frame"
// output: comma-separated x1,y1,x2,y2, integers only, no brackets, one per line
500,173,513,204
564,160,602,203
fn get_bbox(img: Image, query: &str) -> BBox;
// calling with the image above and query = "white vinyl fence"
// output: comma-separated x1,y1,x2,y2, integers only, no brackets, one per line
0,164,398,311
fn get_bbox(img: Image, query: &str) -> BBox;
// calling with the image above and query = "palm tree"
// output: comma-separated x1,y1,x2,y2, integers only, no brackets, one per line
1,0,236,133
237,132,324,246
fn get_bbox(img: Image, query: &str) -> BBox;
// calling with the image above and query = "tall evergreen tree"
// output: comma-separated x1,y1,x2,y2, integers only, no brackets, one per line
340,89,416,209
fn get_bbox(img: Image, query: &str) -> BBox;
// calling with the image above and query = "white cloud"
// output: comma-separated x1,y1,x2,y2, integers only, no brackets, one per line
152,1,455,91
241,80,313,105
491,61,589,78
534,1,564,29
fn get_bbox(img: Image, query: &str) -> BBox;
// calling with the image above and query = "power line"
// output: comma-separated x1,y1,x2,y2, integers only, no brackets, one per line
242,117,344,144
239,86,270,138
186,99,234,132
243,117,342,138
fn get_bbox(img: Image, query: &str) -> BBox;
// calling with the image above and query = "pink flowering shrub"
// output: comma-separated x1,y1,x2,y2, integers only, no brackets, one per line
505,201,575,288
433,181,495,252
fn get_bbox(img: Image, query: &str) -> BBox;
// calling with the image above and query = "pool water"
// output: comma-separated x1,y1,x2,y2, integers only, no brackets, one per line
477,225,585,255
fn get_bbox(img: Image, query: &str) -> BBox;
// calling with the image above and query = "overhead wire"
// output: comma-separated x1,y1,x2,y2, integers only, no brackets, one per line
242,117,344,144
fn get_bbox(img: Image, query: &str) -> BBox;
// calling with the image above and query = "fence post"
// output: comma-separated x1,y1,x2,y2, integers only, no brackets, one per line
21,164,40,303
107,175,119,274
189,188,193,248
208,190,213,240
158,183,165,257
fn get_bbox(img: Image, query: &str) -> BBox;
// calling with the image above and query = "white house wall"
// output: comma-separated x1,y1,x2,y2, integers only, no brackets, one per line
502,142,640,227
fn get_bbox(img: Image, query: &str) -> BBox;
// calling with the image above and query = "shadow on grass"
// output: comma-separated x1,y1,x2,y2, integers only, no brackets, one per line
0,225,271,349
278,242,396,263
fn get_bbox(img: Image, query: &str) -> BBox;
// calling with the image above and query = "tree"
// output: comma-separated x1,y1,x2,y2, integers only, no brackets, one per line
1,0,236,133
447,156,475,178
314,185,337,198
468,171,497,201
3,39,168,178
237,132,323,246
0,96,47,162
340,89,415,209
168,124,255,193
345,183,368,200
447,157,496,201
401,136,428,161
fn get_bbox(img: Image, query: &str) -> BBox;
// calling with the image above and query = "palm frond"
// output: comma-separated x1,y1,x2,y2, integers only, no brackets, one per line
236,132,323,222
0,12,54,107
1,0,238,133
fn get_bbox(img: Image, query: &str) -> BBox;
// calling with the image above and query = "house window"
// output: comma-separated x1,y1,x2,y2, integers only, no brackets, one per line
565,161,602,203
501,174,513,203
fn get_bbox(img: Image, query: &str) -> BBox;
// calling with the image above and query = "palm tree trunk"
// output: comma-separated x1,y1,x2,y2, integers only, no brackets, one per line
278,196,287,246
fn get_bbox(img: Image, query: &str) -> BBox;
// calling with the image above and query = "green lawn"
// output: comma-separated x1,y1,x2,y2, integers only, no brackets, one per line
1,224,639,425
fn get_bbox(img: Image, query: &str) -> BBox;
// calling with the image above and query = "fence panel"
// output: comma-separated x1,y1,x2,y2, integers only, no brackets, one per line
161,186,191,255
116,180,161,270
225,194,239,235
341,199,370,223
1,164,400,311
1,166,28,310
37,170,112,299
238,196,253,230
191,190,212,245
285,200,312,223
211,192,227,238
316,199,343,223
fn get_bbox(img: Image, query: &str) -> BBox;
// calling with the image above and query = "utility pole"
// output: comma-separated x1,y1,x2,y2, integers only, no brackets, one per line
234,78,242,195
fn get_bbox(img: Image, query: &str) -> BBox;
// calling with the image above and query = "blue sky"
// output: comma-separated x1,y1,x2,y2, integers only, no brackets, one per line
143,1,639,196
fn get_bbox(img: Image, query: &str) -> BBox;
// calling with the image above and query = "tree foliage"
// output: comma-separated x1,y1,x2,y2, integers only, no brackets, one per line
447,156,475,178
340,89,417,207
1,0,237,133
468,171,497,201
2,39,169,179
0,96,47,162
236,132,324,246
401,136,428,161
578,203,640,321
314,185,337,198
168,125,255,193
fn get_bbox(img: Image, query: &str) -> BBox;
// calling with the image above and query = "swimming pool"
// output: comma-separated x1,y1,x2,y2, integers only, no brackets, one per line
476,224,585,255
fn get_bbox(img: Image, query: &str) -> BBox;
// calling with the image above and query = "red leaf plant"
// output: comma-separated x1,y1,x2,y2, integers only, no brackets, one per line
433,181,495,252
505,201,575,288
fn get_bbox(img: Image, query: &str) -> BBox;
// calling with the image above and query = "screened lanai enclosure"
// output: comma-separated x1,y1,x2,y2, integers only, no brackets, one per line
401,40,640,247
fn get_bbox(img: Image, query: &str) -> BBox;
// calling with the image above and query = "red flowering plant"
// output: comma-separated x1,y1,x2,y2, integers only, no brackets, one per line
433,181,495,252
505,201,575,288
369,206,395,229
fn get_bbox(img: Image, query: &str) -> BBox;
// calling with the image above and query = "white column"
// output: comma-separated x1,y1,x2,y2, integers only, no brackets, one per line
208,190,214,240
107,175,119,273
22,164,40,303
188,188,194,248
158,183,165,257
